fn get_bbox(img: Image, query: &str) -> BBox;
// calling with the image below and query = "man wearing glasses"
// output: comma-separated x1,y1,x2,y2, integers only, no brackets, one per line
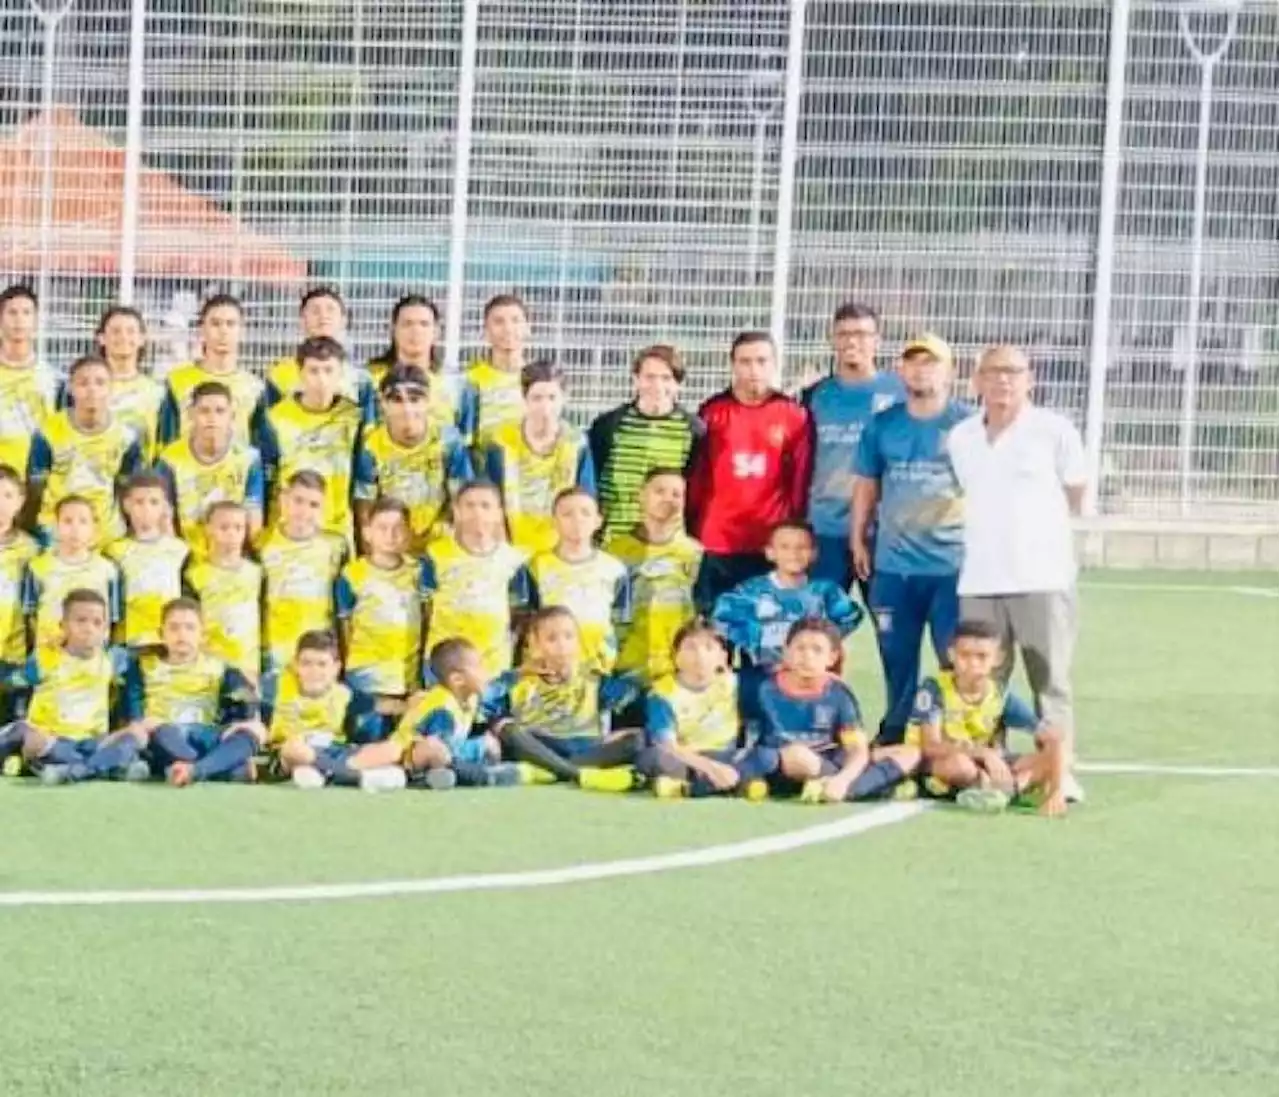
353,365,474,554
946,344,1087,799
801,302,904,596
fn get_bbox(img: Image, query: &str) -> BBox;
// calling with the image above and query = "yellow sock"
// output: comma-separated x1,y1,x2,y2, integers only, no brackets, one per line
578,766,636,793
516,762,558,786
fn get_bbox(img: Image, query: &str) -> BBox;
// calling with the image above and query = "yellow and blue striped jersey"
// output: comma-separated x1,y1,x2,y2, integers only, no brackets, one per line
352,422,473,554
527,549,629,671
482,422,596,554
125,650,256,727
0,360,58,475
23,644,130,740
644,671,739,753
266,355,376,422
158,362,265,450
23,550,120,650
258,528,345,670
264,667,377,746
391,683,480,758
907,672,1040,749
0,532,37,665
27,411,143,546
183,557,263,681
259,397,363,543
107,373,165,464
464,359,523,449
156,437,265,560
105,535,189,647
492,667,640,741
421,536,528,677
603,530,704,684
367,361,477,442
334,556,427,697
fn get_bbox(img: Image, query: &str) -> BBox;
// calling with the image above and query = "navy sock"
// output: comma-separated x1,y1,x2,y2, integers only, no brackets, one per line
84,735,140,777
192,730,256,782
847,759,904,802
453,761,490,787
152,724,198,765
0,721,26,760
44,738,86,766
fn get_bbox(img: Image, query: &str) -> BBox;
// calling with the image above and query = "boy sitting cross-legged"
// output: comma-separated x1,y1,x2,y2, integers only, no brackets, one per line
636,618,773,800
908,618,1067,817
756,617,920,804
489,606,642,792
127,598,262,787
0,589,143,784
266,629,384,790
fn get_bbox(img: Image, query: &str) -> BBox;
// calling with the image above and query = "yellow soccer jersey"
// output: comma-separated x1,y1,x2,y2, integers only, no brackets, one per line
0,360,57,475
422,536,528,677
0,532,38,665
267,355,372,409
28,411,141,546
156,438,265,559
267,668,353,745
906,672,1040,749
262,397,362,542
465,359,524,449
132,651,248,726
352,423,471,554
335,556,426,696
498,667,638,741
24,644,129,740
527,549,628,671
24,551,119,650
184,557,263,681
161,362,265,449
106,536,189,647
391,683,479,758
604,530,704,683
646,671,739,753
484,421,592,554
259,529,345,671
109,373,165,463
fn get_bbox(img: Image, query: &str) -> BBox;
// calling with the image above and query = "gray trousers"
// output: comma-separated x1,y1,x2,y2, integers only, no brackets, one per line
959,589,1077,737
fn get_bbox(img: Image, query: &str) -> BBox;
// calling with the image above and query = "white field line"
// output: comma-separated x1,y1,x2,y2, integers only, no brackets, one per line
0,800,929,909
1076,761,1279,778
1079,581,1277,598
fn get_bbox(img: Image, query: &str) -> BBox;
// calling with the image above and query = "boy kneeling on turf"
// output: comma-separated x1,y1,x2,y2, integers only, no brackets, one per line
908,618,1067,817
0,589,142,784
757,617,920,803
636,618,771,800
267,629,386,789
133,598,263,786
489,606,642,792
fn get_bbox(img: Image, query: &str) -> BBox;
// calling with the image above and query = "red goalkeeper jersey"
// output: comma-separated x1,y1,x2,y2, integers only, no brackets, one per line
688,390,813,555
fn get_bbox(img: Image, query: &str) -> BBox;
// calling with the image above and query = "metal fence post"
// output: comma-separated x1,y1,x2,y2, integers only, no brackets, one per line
769,0,807,370
118,0,146,305
443,0,481,374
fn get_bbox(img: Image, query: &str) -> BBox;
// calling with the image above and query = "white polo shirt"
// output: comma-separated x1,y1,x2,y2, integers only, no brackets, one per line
946,404,1087,596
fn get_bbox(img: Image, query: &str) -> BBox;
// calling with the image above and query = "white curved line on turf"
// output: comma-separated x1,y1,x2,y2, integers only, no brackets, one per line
1079,581,1277,598
1076,761,1279,778
0,800,929,908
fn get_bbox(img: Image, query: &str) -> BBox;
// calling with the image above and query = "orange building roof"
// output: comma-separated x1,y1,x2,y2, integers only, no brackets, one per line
0,108,305,283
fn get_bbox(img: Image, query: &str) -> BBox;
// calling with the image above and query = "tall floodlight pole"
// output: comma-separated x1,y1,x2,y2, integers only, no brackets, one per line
338,0,364,296
28,0,76,363
1175,0,1241,516
769,0,807,373
443,0,480,373
745,70,782,297
552,0,585,366
118,0,147,305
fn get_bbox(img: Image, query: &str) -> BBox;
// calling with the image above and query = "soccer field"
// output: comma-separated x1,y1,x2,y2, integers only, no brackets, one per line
1,571,1276,1097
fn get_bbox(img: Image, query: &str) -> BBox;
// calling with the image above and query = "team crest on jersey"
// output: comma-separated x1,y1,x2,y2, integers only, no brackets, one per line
873,394,896,413
768,424,788,448
914,688,933,712
756,595,780,620
813,704,834,729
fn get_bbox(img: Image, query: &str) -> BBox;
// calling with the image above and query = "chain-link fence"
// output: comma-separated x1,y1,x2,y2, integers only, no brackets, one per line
1,0,1275,521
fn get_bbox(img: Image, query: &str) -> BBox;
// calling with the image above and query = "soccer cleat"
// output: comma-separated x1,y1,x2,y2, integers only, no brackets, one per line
923,775,952,799
1061,772,1086,804
483,762,523,787
892,779,918,802
956,787,1010,814
39,764,72,786
2,755,23,778
577,766,636,793
166,761,194,788
359,767,407,794
424,767,458,791
291,766,325,790
651,775,686,800
123,760,152,783
742,778,769,803
799,779,826,805
515,762,557,786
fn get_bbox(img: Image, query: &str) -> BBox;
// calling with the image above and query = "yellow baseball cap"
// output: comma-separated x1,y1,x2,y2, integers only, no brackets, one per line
901,333,953,368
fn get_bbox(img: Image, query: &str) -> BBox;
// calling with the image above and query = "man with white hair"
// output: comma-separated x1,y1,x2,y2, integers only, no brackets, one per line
945,344,1087,796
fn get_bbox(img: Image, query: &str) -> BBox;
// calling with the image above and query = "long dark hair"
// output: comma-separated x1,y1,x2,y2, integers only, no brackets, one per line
93,305,148,371
371,294,441,374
